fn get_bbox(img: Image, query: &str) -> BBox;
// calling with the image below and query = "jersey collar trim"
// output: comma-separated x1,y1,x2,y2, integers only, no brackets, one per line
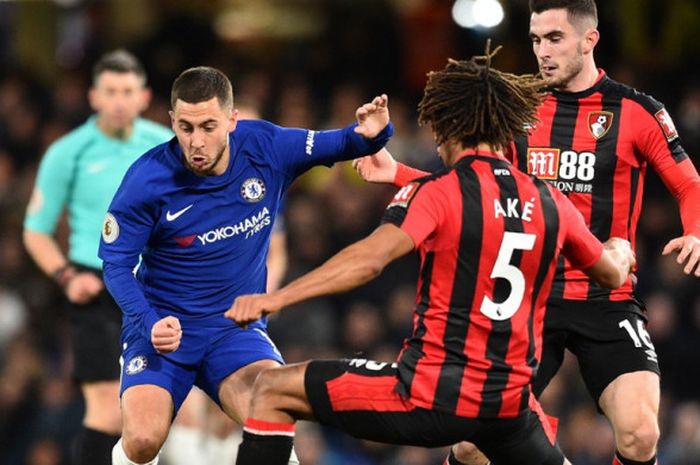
549,68,608,101
455,149,506,161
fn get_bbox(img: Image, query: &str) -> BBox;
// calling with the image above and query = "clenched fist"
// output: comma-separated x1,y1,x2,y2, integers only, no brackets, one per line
151,316,182,354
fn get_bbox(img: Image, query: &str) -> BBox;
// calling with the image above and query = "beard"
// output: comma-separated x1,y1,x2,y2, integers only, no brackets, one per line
183,144,227,176
541,44,585,91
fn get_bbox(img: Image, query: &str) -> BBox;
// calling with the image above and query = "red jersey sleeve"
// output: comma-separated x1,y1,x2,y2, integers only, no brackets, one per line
552,186,604,270
381,181,443,247
394,162,430,187
657,159,700,236
632,101,700,236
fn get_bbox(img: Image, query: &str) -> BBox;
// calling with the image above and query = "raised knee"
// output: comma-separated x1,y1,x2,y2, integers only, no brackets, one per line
123,432,162,463
617,419,659,460
253,368,282,395
454,441,488,465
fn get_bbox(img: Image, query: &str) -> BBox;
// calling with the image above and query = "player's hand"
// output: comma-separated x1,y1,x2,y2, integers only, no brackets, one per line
352,148,397,184
662,234,700,276
354,94,390,139
224,293,282,328
151,316,182,354
604,237,637,273
65,272,104,305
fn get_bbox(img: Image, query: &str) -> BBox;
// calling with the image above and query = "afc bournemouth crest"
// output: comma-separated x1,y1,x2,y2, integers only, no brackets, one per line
125,355,148,375
588,111,613,140
241,178,266,203
102,212,119,244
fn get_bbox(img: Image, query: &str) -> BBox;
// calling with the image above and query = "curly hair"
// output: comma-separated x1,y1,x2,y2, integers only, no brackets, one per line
417,41,545,151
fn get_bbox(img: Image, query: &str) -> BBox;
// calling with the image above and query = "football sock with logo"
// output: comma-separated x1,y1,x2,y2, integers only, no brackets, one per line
235,418,295,465
613,451,657,465
73,427,119,465
111,438,159,465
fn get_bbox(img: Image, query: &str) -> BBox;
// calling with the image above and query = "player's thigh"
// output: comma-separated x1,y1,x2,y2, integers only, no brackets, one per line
69,289,122,382
197,326,284,408
120,324,197,416
82,379,121,412
244,362,313,420
305,359,482,447
217,359,282,424
474,410,565,465
121,384,174,445
532,300,571,398
599,370,660,432
571,301,660,406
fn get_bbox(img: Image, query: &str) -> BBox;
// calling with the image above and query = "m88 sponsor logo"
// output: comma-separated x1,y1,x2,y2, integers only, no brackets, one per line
526,148,596,193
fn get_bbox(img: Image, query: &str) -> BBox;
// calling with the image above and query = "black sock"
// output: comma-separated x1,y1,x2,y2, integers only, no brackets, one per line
236,430,294,465
73,427,120,465
615,450,657,465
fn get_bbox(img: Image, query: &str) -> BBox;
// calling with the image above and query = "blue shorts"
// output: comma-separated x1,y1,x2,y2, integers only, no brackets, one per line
119,321,284,413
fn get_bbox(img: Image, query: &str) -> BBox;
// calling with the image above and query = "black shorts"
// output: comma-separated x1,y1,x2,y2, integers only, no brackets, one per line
305,359,564,465
67,267,122,382
532,298,660,404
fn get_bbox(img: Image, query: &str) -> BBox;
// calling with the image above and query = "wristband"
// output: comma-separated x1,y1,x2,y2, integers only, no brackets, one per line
53,264,77,289
394,162,429,187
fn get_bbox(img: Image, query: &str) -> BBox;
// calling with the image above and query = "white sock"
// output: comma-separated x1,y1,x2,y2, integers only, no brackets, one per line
160,425,207,465
288,447,300,465
112,438,159,465
205,431,241,464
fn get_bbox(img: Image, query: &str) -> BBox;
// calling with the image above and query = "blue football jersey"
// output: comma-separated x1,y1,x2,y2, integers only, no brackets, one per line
99,119,392,338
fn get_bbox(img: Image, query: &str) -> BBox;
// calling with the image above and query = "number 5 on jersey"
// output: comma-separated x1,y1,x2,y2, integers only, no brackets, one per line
480,232,536,321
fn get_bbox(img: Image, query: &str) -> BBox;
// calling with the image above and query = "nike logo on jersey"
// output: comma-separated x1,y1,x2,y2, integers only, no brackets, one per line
166,204,194,221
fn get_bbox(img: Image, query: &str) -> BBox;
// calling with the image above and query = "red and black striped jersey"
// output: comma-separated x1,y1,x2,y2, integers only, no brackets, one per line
510,70,698,301
382,151,603,419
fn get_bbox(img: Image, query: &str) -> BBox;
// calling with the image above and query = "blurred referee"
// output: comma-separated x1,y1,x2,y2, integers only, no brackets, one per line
23,50,171,465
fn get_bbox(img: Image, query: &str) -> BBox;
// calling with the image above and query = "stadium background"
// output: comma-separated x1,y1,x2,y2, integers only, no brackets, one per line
0,0,699,464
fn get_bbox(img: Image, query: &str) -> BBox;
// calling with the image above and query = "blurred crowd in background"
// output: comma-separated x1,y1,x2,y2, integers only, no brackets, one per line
0,1,699,464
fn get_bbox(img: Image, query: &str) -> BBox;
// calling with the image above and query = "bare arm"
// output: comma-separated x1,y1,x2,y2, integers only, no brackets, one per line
225,223,415,326
352,148,398,184
353,148,430,187
23,229,68,277
23,229,103,304
584,237,636,289
657,158,700,276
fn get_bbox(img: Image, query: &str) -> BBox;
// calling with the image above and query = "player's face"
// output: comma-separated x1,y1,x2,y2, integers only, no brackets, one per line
529,8,589,90
170,97,238,176
89,71,150,135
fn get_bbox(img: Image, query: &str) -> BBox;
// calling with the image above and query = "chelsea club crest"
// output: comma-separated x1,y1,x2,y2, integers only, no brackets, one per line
241,178,266,203
125,355,148,375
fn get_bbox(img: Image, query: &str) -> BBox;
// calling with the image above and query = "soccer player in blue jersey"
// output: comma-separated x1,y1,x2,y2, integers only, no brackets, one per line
23,50,172,465
98,66,393,465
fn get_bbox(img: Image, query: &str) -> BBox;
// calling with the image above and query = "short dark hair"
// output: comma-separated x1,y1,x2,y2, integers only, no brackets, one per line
170,66,233,111
92,49,146,86
529,0,598,28
417,42,545,151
